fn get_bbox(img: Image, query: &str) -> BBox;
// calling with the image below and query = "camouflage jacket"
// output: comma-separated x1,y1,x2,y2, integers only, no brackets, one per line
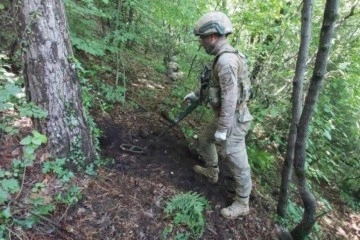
206,39,253,132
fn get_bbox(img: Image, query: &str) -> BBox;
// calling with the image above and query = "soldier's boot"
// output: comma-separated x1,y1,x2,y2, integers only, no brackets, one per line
193,165,219,184
220,197,249,219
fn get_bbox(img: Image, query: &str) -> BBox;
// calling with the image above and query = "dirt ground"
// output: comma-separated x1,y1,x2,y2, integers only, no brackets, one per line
41,107,278,240
3,59,358,240
27,67,281,239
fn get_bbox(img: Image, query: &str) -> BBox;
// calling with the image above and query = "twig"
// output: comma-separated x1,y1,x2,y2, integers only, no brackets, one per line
6,227,24,240
187,45,201,79
252,167,279,188
125,96,148,112
0,144,22,151
11,201,82,239
33,212,85,240
343,3,358,21
14,166,27,200
342,175,360,182
58,202,73,223
316,210,331,220
59,188,84,222
239,229,249,240
31,210,62,229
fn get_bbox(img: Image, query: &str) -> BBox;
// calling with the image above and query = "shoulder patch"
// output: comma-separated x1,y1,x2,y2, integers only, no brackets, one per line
219,67,235,87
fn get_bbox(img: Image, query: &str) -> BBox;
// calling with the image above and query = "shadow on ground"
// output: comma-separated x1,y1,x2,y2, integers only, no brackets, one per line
43,107,275,240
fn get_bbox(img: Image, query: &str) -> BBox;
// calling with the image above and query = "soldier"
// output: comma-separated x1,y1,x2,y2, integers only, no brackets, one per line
184,11,253,219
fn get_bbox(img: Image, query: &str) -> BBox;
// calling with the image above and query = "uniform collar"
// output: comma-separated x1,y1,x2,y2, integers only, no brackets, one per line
209,37,230,55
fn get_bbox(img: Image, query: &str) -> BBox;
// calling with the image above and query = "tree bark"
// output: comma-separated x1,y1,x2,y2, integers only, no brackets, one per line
291,0,338,239
277,0,313,218
18,0,96,166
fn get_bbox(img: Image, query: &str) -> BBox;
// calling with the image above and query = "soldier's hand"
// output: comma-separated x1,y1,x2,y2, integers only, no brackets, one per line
214,130,227,142
184,92,199,102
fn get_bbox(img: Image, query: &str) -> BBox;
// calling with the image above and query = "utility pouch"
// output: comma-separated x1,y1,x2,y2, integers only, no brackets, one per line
199,64,211,101
208,87,220,108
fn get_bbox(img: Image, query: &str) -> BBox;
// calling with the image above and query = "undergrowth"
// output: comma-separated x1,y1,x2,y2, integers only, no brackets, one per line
0,55,106,239
162,191,210,240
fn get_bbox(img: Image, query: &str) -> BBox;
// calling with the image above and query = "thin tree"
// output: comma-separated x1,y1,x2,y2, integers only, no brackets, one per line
277,0,313,217
291,0,339,239
17,0,97,166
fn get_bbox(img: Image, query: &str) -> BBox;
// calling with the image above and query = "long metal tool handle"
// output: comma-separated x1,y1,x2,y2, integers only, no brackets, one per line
172,100,200,124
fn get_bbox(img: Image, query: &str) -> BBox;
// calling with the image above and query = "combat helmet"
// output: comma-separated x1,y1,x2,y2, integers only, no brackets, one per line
193,11,233,37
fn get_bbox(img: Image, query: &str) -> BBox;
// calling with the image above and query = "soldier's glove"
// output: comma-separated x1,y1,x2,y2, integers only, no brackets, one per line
214,130,227,142
184,92,199,102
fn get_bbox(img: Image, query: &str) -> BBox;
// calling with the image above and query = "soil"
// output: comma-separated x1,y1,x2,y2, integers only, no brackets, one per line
46,109,277,240
33,63,279,240
3,57,358,240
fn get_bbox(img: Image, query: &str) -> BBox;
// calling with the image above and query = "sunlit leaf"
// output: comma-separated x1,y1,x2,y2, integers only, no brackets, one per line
323,130,332,141
20,136,32,145
2,207,12,218
0,187,9,204
1,178,20,193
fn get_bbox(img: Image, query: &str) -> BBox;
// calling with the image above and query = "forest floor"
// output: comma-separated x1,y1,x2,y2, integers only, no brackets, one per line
45,73,282,240
2,54,358,240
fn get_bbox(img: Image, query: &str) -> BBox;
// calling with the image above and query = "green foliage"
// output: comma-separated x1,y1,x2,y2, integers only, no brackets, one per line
0,55,48,137
55,184,82,205
9,197,55,230
340,191,360,212
0,0,359,238
162,191,209,240
248,146,276,171
65,0,110,56
0,60,22,135
0,55,87,239
76,60,126,113
20,130,47,164
274,200,324,240
0,170,20,204
18,102,48,118
305,52,360,198
275,201,303,228
67,60,111,173
98,80,126,105
0,55,59,238
0,83,22,109
233,0,360,211
30,198,55,217
71,36,107,56
0,127,50,237
42,158,74,183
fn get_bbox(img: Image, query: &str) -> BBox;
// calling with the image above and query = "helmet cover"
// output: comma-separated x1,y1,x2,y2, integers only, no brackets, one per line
194,11,233,36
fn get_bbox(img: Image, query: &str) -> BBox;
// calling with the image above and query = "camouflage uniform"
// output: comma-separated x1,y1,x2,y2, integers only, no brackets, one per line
186,11,253,219
197,37,253,201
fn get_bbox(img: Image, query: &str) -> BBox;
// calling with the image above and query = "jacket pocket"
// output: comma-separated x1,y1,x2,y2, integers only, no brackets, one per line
238,107,253,122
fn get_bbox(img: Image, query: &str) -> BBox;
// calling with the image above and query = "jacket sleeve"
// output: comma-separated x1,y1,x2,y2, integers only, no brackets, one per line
215,53,239,132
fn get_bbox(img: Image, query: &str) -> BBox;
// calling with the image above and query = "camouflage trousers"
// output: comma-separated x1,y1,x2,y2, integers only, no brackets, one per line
197,111,252,198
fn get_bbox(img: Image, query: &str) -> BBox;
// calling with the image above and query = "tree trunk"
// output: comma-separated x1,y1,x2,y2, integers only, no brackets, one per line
18,0,96,166
277,0,313,218
291,0,339,239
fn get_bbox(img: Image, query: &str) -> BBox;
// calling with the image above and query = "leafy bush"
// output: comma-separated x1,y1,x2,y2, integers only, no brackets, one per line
248,146,275,171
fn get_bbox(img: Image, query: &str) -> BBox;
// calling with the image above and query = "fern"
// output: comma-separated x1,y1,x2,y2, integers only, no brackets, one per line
163,191,209,239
